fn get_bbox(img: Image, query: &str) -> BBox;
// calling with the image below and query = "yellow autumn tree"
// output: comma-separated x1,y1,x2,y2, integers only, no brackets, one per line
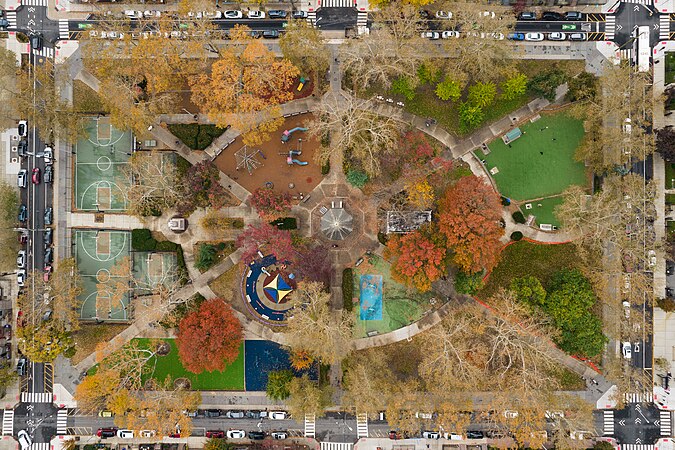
405,179,435,209
189,25,300,146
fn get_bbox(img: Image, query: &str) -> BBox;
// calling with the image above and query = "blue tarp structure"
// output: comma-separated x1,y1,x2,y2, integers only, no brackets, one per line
360,274,383,321
502,127,522,144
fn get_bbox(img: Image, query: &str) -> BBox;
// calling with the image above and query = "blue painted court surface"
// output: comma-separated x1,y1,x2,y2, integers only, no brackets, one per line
360,274,383,321
244,340,317,391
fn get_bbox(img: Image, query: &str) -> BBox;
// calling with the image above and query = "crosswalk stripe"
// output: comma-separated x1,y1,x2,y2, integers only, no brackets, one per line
32,47,54,59
304,413,315,438
621,0,651,3
661,411,671,436
319,0,354,7
357,11,367,28
605,15,616,40
31,444,50,450
660,15,670,40
5,11,16,28
625,392,653,403
2,410,14,436
56,409,68,435
58,19,70,39
356,413,368,438
20,0,48,6
603,410,614,435
620,446,654,450
320,444,353,450
21,392,52,403
307,11,316,25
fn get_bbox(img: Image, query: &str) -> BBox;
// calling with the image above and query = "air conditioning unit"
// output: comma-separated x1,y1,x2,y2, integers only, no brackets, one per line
12,135,18,141
11,146,17,153
11,158,18,164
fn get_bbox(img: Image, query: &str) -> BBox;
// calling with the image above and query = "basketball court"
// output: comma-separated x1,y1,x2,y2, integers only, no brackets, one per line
74,117,133,211
132,251,178,295
73,229,132,320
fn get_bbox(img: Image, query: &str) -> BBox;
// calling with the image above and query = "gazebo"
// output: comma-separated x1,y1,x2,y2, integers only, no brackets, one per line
321,205,353,241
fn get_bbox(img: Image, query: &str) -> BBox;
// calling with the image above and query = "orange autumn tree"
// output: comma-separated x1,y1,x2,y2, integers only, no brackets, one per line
384,223,447,292
189,25,300,146
289,349,314,371
438,175,504,274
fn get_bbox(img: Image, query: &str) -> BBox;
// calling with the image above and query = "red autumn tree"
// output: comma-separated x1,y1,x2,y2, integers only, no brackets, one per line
249,187,293,219
294,244,332,288
438,175,504,274
236,222,296,264
384,223,447,293
176,299,243,374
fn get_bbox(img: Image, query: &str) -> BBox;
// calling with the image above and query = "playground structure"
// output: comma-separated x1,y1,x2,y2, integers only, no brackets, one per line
281,127,308,143
280,136,308,166
235,145,266,175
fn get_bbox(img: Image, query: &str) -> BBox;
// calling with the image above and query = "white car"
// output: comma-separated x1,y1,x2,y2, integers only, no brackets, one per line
622,341,632,359
43,146,53,164
248,10,266,18
227,430,246,439
504,410,519,419
421,31,440,40
140,430,156,437
525,32,545,41
117,430,134,439
548,32,566,41
441,31,460,38
17,430,31,450
623,300,631,318
269,411,287,420
17,269,26,287
271,432,287,440
486,32,504,40
422,431,440,439
435,10,452,19
648,250,656,267
224,10,243,19
479,11,496,18
17,250,26,269
17,120,27,137
143,10,161,17
205,11,223,19
123,10,142,18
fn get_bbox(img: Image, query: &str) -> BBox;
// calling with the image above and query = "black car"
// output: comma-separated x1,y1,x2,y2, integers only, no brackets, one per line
3,342,10,360
466,431,484,439
0,18,8,29
44,207,53,225
18,205,27,222
44,247,53,265
542,11,563,20
205,409,221,417
44,228,52,247
44,165,53,183
30,33,42,50
262,30,279,39
248,431,265,440
268,9,287,18
667,261,674,275
16,357,26,376
565,11,583,20
17,139,27,157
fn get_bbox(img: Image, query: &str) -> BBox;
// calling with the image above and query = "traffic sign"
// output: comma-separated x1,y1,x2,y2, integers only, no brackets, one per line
562,24,576,30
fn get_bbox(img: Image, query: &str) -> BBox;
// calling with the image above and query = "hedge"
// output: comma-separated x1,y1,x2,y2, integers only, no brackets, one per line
321,160,331,175
512,211,526,224
132,228,156,251
510,231,524,241
175,155,192,176
270,217,297,230
377,231,388,245
342,268,354,311
167,124,228,151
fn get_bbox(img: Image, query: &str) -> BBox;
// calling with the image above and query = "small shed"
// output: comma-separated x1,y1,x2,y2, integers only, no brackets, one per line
502,127,522,145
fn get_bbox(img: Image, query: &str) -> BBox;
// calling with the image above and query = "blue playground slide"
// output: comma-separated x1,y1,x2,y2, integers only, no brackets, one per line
281,127,308,143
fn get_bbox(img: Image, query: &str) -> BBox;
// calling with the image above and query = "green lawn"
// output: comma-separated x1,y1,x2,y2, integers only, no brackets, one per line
483,113,587,201
666,53,675,85
135,338,245,390
666,162,675,190
478,241,580,299
520,196,564,227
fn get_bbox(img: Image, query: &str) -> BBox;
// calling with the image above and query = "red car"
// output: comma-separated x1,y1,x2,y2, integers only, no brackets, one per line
205,430,225,438
43,265,52,282
31,167,40,184
18,232,27,245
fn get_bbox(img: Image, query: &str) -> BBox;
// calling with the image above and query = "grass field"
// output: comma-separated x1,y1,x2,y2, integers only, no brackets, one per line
666,53,675,85
521,196,564,227
478,241,580,299
135,338,245,391
666,162,675,190
483,113,586,201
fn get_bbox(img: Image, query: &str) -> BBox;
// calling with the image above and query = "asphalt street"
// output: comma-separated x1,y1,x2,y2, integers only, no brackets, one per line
612,1,661,49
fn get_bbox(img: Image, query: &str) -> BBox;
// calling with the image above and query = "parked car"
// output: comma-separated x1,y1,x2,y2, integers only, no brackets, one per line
204,11,222,18
466,431,484,439
223,10,243,18
269,411,287,420
17,169,27,188
268,10,288,18
248,431,265,440
30,33,42,50
388,431,400,440
545,410,564,420
292,11,308,18
17,140,28,157
225,411,244,418
648,250,657,267
17,430,31,450
18,120,27,137
31,168,40,184
226,430,246,439
44,247,53,265
18,205,28,222
565,11,583,20
143,10,161,17
504,410,519,419
17,250,26,269
507,32,525,40
435,10,452,19
421,31,440,40
422,431,440,439
622,341,632,359
271,432,287,440
43,146,53,164
518,11,537,20
548,32,566,41
525,32,545,41
3,342,11,360
44,228,52,246
19,232,28,245
123,10,142,18
117,430,134,439
44,265,52,282
568,32,586,41
206,430,225,438
205,410,221,417
16,357,27,376
441,31,460,38
262,30,279,39
246,411,267,419
17,269,26,287
96,428,118,439
98,411,113,417
542,11,563,20
479,11,495,18
44,207,53,226
140,430,156,437
248,10,265,18
44,165,53,184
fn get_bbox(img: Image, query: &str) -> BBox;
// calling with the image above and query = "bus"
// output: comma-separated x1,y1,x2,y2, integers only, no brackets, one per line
634,26,651,73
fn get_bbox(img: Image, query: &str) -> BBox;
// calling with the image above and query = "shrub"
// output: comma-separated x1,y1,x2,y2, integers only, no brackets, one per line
131,229,157,251
435,78,462,102
501,196,511,206
270,217,298,230
458,102,484,132
377,231,388,245
658,297,675,312
346,169,368,188
321,160,331,175
468,82,497,108
510,231,523,241
156,240,178,252
417,62,441,85
528,69,568,102
566,72,598,103
232,219,244,228
342,268,354,311
454,270,484,295
195,243,218,272
391,76,416,101
63,346,77,358
512,211,526,224
168,124,228,150
175,155,192,177
500,73,528,101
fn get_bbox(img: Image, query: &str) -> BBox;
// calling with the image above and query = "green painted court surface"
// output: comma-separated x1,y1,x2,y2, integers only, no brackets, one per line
74,229,132,320
74,117,132,211
132,252,178,295
483,113,587,201
135,338,245,390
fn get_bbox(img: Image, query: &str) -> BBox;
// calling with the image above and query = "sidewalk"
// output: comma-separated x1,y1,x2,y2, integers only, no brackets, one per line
68,212,146,229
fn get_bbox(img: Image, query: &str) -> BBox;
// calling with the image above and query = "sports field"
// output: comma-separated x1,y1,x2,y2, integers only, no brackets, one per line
483,113,587,201
74,117,132,211
74,229,132,321
132,252,178,295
